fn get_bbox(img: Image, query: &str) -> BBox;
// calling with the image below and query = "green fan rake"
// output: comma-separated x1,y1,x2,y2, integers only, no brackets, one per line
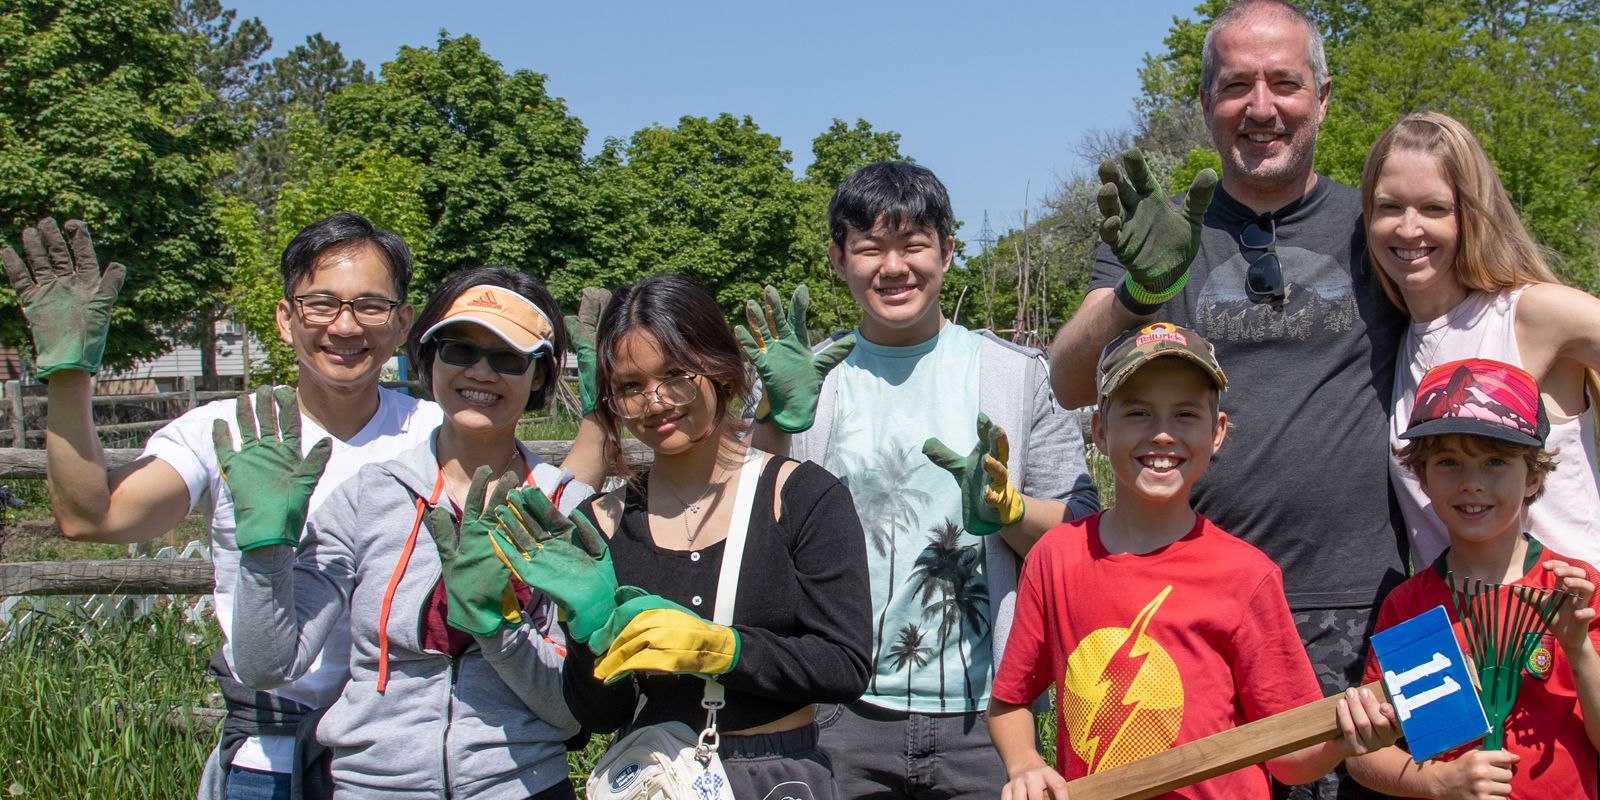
1445,571,1577,750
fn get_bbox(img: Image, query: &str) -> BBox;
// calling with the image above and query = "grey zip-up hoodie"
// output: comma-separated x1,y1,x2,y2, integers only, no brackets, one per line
232,435,590,799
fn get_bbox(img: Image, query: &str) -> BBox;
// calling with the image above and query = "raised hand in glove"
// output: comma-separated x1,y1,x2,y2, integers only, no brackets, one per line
593,607,739,684
736,285,854,434
923,413,1023,536
1099,148,1217,307
429,466,523,637
214,386,333,551
488,484,623,644
564,287,612,417
1,218,126,379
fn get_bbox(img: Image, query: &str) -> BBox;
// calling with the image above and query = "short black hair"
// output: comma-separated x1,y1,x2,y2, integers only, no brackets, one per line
827,162,954,249
280,212,415,301
407,266,568,412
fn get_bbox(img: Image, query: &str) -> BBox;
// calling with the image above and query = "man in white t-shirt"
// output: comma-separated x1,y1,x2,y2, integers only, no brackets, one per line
3,212,441,800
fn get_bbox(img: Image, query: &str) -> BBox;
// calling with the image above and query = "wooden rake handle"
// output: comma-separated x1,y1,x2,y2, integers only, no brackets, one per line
1062,680,1390,800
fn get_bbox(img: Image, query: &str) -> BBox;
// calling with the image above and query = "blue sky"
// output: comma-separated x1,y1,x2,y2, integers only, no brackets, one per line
228,0,1200,240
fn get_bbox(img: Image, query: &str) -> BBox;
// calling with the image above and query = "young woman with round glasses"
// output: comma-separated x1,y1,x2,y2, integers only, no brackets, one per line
230,266,594,799
1362,112,1600,566
560,273,873,800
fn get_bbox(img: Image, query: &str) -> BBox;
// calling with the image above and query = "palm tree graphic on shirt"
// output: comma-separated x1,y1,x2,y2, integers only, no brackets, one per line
909,517,990,710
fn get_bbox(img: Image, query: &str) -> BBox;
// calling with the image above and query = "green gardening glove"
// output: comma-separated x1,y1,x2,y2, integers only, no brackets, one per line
1098,148,1217,306
587,587,697,655
564,287,612,417
214,387,333,551
429,466,524,637
488,484,622,644
922,413,1019,536
1,218,126,379
735,285,855,434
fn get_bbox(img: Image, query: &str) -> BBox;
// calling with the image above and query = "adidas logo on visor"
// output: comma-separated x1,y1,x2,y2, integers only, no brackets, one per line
465,290,504,311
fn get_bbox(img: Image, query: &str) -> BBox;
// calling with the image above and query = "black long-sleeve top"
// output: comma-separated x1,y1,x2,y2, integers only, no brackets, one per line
563,456,872,734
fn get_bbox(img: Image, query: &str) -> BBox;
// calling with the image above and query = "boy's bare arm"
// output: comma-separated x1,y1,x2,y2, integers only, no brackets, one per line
990,698,1067,800
560,415,609,491
1048,288,1152,410
999,496,1069,555
47,370,191,543
1264,687,1401,786
1347,745,1519,800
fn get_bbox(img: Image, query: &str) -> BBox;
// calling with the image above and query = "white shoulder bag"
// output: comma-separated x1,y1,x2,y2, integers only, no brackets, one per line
587,447,765,800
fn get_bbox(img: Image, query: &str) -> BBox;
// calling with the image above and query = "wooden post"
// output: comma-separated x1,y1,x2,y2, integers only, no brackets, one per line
7,380,23,448
181,375,197,412
1061,680,1391,800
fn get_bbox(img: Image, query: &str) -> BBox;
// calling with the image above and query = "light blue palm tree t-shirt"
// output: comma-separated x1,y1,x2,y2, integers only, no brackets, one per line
822,321,993,713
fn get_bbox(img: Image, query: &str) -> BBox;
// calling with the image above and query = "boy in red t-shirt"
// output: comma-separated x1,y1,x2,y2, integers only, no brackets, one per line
989,323,1402,800
1348,358,1600,800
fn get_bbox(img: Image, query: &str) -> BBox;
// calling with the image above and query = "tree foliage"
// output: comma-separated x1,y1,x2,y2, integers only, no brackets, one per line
320,32,593,294
0,0,242,371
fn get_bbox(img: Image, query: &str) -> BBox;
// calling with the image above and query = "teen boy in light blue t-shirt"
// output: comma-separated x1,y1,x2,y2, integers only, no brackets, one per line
744,162,1099,799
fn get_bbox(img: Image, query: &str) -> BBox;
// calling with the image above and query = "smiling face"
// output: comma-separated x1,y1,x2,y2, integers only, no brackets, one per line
1093,358,1228,506
829,219,954,347
1200,11,1329,194
431,323,543,441
1369,148,1465,320
608,331,720,455
1418,434,1541,546
276,242,413,391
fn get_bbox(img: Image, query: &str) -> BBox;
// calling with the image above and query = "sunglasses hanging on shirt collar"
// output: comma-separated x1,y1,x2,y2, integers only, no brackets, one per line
1240,215,1287,304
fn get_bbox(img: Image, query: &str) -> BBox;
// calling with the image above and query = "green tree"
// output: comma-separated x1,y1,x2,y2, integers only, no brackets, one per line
572,113,808,315
0,0,243,372
321,32,593,297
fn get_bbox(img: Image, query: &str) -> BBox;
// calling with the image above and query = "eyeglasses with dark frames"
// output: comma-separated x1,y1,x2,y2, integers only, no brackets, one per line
294,294,401,326
606,375,701,419
1240,216,1286,303
435,338,542,376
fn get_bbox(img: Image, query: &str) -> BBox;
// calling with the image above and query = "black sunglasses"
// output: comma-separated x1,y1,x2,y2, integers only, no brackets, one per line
1240,216,1286,303
435,338,542,375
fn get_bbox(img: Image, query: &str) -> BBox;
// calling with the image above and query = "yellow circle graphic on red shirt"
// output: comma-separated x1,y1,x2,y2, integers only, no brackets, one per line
1059,586,1185,773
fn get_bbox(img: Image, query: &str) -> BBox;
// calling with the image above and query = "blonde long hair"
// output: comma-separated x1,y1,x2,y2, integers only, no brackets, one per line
1361,112,1600,409
1360,111,1560,314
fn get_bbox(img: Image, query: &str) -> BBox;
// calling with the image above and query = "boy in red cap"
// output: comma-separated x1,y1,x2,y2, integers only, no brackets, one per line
990,322,1401,800
1349,358,1600,799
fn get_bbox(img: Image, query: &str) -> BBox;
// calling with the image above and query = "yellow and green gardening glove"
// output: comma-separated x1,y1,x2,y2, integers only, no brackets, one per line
0,218,126,379
736,285,855,434
213,387,333,551
429,466,524,637
587,588,697,654
1098,148,1217,307
488,483,631,645
923,413,1023,536
593,607,740,684
564,287,612,417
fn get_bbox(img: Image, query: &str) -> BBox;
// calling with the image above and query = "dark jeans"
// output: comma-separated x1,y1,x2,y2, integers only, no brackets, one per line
226,767,290,800
815,702,1008,800
1274,606,1399,800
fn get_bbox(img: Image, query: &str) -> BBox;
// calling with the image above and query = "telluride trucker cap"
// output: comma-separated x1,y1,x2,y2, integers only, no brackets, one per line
1096,322,1228,401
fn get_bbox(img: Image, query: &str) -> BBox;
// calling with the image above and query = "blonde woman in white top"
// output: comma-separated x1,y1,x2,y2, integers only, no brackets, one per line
1363,110,1600,565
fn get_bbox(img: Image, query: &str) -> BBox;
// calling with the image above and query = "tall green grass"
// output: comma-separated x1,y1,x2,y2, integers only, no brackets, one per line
0,599,222,798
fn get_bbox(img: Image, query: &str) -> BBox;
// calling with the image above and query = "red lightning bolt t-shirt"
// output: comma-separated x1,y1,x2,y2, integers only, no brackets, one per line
992,512,1323,799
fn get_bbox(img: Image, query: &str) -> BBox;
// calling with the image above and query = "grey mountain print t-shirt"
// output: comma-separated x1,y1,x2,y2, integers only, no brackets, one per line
1091,177,1409,610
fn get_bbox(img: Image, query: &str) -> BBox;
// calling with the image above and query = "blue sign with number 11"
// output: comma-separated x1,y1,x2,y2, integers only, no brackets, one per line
1369,605,1490,762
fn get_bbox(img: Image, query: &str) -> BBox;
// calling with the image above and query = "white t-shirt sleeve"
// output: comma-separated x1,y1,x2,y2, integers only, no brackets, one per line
139,399,234,512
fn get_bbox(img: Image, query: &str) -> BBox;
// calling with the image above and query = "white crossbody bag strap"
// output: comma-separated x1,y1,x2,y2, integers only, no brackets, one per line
696,446,766,758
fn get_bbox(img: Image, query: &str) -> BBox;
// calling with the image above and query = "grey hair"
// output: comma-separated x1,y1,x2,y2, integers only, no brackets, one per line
1199,0,1328,96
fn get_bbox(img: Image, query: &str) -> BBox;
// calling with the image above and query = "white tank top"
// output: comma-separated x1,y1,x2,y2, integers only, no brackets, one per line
1391,287,1600,567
